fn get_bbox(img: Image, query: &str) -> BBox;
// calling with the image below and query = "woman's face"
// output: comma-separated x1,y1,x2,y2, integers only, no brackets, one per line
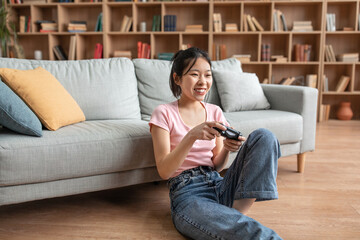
175,57,212,102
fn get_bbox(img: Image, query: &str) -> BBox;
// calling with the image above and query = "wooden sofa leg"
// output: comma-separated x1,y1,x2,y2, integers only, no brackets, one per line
297,153,306,173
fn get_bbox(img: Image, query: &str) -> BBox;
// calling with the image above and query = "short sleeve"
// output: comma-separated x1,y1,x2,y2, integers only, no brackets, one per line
214,105,230,127
149,104,170,132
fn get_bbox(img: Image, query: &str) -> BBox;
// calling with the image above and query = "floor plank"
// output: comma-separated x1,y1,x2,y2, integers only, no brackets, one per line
0,120,359,239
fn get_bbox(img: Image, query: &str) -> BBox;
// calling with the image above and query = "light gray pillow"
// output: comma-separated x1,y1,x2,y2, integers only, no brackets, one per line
208,58,243,106
212,70,270,112
133,59,177,121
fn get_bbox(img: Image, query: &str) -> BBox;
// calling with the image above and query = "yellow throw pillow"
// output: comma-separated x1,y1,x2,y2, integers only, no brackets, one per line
0,67,85,131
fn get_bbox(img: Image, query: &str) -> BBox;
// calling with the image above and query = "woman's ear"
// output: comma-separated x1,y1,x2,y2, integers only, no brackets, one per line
173,73,181,85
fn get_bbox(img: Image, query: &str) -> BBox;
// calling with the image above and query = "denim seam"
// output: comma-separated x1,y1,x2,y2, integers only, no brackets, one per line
174,211,225,240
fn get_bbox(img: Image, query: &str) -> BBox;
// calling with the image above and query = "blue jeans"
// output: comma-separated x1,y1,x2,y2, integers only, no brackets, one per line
168,128,282,240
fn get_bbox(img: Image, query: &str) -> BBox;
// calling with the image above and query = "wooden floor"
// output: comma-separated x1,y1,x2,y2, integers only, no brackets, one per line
0,120,359,240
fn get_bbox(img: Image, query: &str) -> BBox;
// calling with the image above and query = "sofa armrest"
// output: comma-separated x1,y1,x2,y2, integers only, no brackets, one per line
261,84,318,153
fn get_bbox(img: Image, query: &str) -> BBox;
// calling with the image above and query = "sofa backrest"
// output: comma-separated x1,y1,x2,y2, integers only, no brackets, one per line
0,58,141,121
133,58,243,121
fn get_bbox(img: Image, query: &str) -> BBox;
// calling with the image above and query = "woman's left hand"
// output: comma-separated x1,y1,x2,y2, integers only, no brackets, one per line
223,136,246,152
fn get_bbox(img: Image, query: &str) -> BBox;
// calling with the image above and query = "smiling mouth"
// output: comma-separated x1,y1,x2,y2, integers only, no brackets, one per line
194,88,206,93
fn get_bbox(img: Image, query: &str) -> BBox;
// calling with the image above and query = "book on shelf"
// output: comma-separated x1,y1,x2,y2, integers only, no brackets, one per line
225,23,238,32
261,43,270,61
113,50,132,59
213,13,222,32
246,14,256,32
294,44,312,62
306,74,317,88
212,44,226,61
319,104,331,122
68,21,87,32
273,9,287,32
53,45,68,60
185,24,203,32
335,75,350,92
152,15,161,32
137,41,150,59
325,45,336,62
164,15,176,31
279,77,296,85
94,13,103,32
94,43,103,59
262,78,269,84
271,55,287,63
231,54,251,63
243,14,248,32
120,15,132,32
326,13,336,32
336,53,359,63
68,35,76,60
292,21,313,32
251,16,264,31
20,16,31,33
158,52,174,61
322,75,329,92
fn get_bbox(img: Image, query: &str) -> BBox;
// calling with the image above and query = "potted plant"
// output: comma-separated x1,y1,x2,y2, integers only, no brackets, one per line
0,0,19,57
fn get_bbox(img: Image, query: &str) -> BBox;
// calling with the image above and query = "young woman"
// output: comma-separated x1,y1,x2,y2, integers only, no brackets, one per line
149,47,282,239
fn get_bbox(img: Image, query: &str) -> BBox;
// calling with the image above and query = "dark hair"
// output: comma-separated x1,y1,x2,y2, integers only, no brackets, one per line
170,47,212,98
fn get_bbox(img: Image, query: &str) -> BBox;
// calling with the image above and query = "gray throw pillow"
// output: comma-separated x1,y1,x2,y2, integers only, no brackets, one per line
212,71,270,112
133,59,177,121
0,81,42,137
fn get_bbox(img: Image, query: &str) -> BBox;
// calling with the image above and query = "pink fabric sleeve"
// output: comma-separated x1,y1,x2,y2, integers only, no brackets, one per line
149,104,170,132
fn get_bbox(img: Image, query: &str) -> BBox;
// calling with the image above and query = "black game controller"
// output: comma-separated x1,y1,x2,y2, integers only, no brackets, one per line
213,124,242,141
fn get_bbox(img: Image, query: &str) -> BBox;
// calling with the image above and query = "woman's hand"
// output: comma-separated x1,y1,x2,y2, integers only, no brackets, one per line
188,121,226,141
223,135,247,152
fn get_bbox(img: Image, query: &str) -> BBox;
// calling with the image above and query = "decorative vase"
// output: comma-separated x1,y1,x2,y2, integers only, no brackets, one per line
336,101,353,120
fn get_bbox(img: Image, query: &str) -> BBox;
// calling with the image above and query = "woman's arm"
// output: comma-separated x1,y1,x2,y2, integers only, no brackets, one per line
151,121,226,180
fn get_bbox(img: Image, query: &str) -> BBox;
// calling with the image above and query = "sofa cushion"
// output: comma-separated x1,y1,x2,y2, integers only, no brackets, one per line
212,71,270,112
0,81,42,136
133,59,177,121
224,110,302,144
207,58,243,107
0,58,141,121
0,120,155,186
0,67,85,131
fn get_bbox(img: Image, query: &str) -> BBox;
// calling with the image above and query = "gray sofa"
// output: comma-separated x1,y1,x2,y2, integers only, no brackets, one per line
0,57,318,206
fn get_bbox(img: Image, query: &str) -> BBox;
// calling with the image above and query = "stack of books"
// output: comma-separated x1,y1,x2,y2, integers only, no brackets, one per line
225,23,238,32
68,21,87,32
294,44,312,62
232,54,251,63
158,52,174,61
292,21,313,32
164,15,176,31
271,55,287,63
337,53,359,62
120,15,132,32
306,74,317,88
38,21,58,33
113,50,132,59
261,43,270,61
185,24,203,32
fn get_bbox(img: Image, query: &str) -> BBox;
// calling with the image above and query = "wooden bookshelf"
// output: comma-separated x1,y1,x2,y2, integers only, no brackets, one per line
4,0,360,120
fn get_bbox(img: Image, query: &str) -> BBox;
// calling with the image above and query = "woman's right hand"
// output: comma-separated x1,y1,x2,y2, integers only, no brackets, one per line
187,121,227,141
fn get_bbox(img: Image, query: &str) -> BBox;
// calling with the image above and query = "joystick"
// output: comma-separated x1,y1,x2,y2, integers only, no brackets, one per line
213,124,242,141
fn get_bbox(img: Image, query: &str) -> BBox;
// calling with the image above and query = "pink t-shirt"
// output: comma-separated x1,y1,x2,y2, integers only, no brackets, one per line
149,101,229,178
